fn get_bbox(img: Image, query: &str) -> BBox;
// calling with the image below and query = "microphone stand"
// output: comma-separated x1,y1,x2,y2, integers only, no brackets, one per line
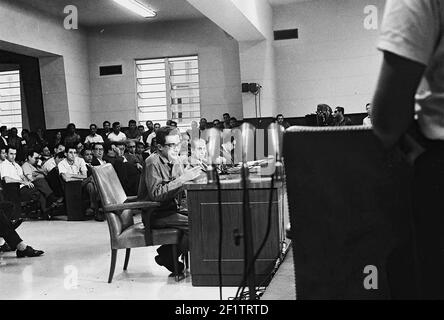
240,160,257,300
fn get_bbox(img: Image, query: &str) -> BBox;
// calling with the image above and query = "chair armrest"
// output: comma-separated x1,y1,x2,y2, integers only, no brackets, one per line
125,196,139,203
104,201,160,212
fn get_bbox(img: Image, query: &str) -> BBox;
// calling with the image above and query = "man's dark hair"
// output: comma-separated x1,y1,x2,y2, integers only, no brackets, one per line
156,126,178,146
5,146,16,154
137,125,144,130
230,117,237,121
276,114,283,118
103,121,110,127
154,123,161,127
223,113,230,117
81,147,92,157
166,120,172,126
170,121,177,127
67,123,76,129
128,120,136,126
366,103,371,108
65,143,77,152
91,142,104,150
26,149,38,160
54,142,65,151
0,126,7,134
336,107,345,115
55,151,66,159
112,122,120,128
90,123,97,129
136,141,144,148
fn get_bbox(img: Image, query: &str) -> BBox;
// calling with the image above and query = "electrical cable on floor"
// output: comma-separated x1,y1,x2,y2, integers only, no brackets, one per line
234,174,275,300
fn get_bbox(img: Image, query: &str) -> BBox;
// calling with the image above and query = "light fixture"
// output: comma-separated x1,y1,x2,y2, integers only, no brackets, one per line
113,0,157,18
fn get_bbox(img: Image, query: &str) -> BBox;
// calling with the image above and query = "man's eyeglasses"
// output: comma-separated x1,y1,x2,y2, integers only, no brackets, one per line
95,148,104,151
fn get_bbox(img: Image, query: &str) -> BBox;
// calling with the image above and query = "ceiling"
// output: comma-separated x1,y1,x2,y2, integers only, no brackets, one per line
14,0,205,27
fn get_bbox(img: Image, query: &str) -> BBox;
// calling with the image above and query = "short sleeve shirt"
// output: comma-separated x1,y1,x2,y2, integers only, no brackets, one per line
0,160,25,187
58,157,87,176
378,0,444,140
107,132,127,143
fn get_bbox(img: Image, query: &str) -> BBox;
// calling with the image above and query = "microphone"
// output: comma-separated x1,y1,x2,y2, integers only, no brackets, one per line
240,122,255,165
206,128,220,184
265,122,285,180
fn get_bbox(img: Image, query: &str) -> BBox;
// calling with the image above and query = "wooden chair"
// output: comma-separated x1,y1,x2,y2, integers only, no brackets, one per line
91,163,182,283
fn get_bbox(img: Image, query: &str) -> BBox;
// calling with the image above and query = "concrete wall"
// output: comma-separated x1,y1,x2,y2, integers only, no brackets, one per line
273,0,386,117
87,18,243,125
0,0,91,129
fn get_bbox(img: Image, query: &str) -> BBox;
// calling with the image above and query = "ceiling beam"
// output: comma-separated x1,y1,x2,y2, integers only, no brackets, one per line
186,0,272,41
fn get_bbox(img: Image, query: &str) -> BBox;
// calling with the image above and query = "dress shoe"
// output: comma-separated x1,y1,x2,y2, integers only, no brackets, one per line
0,243,12,252
94,209,105,222
16,246,44,258
85,208,95,217
155,254,184,275
11,218,24,230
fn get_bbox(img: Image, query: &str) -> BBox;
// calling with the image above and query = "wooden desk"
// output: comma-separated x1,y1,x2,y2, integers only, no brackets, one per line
185,175,287,286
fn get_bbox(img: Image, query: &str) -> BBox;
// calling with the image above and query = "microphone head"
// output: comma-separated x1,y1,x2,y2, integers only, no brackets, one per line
240,122,255,163
268,122,284,161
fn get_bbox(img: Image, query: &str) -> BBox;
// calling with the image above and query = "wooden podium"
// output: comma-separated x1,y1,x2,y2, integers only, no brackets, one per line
185,176,287,287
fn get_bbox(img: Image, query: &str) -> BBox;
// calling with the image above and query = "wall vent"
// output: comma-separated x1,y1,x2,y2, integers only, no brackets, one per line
274,29,299,40
99,65,122,76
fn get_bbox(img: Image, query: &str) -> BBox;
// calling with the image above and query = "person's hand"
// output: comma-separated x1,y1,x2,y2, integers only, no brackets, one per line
25,181,34,188
179,166,202,183
136,163,143,171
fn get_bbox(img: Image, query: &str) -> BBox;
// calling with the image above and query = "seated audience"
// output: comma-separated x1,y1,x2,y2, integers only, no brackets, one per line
40,145,52,165
135,141,148,161
124,120,141,140
333,106,353,126
316,104,334,126
101,121,111,141
363,103,373,126
229,117,239,129
276,114,290,129
42,143,66,176
0,126,8,150
50,131,63,150
189,138,209,171
44,152,66,199
0,204,44,257
0,146,48,219
137,125,145,139
63,123,81,146
91,143,107,166
22,150,62,213
138,126,202,275
223,113,231,128
124,140,143,171
142,120,154,145
107,122,127,143
84,124,104,146
58,145,101,220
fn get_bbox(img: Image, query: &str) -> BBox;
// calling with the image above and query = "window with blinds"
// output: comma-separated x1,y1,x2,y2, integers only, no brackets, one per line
0,70,22,132
135,55,200,130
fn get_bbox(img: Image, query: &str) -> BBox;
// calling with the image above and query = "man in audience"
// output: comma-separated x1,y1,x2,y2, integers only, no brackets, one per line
107,122,127,143
101,121,111,141
135,141,147,162
362,103,373,126
63,123,81,146
333,107,352,126
229,117,239,129
58,145,100,219
22,150,62,213
124,140,143,171
81,148,103,221
223,113,230,128
0,147,6,163
137,125,145,139
91,143,107,166
84,124,104,146
0,146,48,219
138,126,202,275
41,145,52,165
0,205,44,257
42,143,65,176
276,114,290,129
125,120,141,140
212,119,220,130
142,120,154,145
43,151,66,199
0,126,8,150
147,123,160,153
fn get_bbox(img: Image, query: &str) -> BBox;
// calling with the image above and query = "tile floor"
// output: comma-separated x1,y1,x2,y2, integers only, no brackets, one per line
0,217,239,300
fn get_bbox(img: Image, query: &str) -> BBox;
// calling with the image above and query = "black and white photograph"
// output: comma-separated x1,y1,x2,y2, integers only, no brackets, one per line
0,0,443,305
